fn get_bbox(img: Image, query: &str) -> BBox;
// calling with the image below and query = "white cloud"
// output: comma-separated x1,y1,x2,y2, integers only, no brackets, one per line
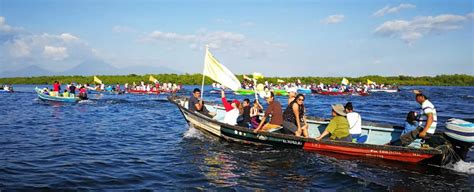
214,18,232,24
142,29,286,59
8,39,30,57
321,14,345,24
0,16,100,70
59,33,79,42
373,4,416,17
374,14,469,44
43,46,68,60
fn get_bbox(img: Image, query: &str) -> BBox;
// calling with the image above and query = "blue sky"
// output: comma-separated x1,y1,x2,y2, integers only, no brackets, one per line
0,0,473,77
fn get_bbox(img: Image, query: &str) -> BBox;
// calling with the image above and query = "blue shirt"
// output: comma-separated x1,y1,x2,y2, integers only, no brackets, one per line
402,122,419,135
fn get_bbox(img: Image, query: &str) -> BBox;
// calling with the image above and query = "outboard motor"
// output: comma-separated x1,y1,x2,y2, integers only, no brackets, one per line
444,119,474,161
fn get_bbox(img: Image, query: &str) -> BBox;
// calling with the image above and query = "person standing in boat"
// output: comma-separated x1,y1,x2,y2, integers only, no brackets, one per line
345,102,362,142
316,104,352,142
254,92,283,133
69,83,76,97
53,81,61,96
282,94,309,137
220,89,241,126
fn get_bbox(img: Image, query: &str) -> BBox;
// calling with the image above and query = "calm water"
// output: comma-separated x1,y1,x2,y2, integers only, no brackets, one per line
0,85,473,190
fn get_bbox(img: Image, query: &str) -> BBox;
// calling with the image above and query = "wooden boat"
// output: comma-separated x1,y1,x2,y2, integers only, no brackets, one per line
369,88,399,93
169,95,453,165
128,89,161,94
35,87,80,102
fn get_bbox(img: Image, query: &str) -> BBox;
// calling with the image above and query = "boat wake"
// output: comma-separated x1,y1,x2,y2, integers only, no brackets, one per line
444,160,474,174
78,100,96,104
183,125,204,140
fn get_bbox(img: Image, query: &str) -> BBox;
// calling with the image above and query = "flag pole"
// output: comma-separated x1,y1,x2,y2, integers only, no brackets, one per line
201,45,208,100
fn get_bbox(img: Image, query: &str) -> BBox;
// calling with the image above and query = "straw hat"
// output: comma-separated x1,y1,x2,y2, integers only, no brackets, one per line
331,104,347,116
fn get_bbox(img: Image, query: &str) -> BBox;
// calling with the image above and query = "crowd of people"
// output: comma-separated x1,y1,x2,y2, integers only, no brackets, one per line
127,81,182,92
188,87,437,146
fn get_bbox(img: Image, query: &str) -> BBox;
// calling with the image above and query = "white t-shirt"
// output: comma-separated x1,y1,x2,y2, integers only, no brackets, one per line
224,108,240,126
346,112,362,135
419,100,437,134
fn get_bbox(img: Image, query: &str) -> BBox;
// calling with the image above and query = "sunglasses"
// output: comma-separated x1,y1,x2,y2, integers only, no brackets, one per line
297,98,305,101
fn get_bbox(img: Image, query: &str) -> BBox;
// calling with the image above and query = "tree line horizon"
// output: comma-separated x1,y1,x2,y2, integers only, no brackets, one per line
0,74,473,86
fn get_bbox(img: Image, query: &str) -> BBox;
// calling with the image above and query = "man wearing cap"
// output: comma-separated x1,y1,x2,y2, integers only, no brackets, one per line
316,104,351,142
254,92,283,132
221,89,241,125
400,90,437,146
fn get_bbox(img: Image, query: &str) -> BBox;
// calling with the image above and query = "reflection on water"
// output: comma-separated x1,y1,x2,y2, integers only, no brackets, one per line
0,85,472,190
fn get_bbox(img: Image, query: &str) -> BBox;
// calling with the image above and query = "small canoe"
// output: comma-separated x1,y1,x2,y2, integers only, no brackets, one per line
369,89,399,93
316,91,352,96
169,95,455,165
128,89,161,94
35,87,80,102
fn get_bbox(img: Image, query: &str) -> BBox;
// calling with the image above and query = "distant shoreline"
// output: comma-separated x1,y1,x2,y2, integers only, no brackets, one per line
0,74,473,86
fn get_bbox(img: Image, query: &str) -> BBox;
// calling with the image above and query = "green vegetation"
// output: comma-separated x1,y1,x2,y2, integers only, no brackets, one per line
0,74,473,86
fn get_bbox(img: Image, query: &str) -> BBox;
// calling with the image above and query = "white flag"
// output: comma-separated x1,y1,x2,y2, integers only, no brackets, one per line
203,48,241,91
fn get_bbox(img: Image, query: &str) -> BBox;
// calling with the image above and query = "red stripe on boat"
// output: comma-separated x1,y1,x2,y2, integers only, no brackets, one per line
303,142,434,163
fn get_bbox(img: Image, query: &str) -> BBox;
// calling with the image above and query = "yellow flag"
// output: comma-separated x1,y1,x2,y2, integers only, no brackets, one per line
253,72,264,80
277,79,285,83
341,78,349,85
367,79,375,84
203,47,241,91
243,74,252,80
149,75,158,83
94,76,102,84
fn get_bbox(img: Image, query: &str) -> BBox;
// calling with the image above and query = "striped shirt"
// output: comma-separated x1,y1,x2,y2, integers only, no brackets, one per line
418,100,437,134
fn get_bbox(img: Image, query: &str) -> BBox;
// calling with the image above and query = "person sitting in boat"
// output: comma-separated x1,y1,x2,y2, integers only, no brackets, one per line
254,92,283,133
220,89,241,126
400,91,437,146
78,86,88,100
282,94,309,137
250,100,263,128
237,98,251,127
62,90,69,97
345,102,362,142
287,87,297,104
402,111,419,135
315,104,352,142
188,88,214,118
42,88,50,95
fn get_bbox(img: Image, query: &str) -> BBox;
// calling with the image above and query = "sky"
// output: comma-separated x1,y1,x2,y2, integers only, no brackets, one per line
0,0,473,77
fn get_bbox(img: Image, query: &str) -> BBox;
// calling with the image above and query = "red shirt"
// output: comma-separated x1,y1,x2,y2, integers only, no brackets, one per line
221,97,233,112
53,83,60,91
